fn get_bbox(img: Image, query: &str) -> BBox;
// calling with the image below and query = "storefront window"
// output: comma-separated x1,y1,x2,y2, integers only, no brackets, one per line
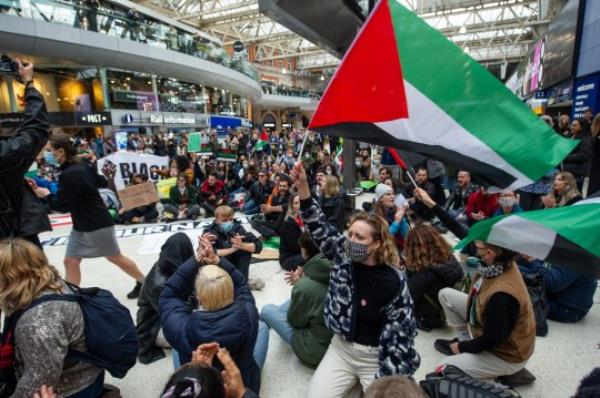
107,69,156,111
157,77,205,113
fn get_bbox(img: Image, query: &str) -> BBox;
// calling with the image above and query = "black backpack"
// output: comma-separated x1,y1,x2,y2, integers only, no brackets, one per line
0,284,139,397
520,269,549,337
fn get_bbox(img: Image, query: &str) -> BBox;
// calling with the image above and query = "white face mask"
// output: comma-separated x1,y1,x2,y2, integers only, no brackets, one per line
499,197,516,207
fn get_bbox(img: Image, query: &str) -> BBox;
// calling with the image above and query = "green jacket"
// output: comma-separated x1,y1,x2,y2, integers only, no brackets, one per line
169,185,198,207
288,253,333,367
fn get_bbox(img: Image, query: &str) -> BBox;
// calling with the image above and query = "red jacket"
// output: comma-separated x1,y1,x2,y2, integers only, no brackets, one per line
200,179,227,203
466,190,499,222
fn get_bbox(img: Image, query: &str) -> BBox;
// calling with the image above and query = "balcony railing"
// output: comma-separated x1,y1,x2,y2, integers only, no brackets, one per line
0,0,260,82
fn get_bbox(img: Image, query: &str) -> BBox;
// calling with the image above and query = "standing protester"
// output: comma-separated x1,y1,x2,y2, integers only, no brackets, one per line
292,163,420,397
34,134,145,298
562,119,593,193
0,59,49,240
587,114,600,195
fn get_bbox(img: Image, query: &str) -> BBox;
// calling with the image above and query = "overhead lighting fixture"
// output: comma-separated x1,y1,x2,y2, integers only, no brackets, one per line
110,80,115,84
464,46,470,54
125,77,131,81
147,81,152,84
459,26,467,34
320,75,325,81
281,67,286,74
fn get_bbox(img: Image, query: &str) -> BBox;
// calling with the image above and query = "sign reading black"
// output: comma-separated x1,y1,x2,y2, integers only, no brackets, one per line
0,112,112,128
233,41,244,52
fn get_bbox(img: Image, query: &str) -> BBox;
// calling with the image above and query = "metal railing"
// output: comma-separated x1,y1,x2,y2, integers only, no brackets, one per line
1,0,260,81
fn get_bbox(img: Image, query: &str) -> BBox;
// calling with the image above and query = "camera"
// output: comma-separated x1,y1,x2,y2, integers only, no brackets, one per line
0,55,18,76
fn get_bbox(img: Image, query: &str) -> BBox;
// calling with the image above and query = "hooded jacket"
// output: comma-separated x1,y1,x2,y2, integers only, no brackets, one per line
406,256,464,328
0,87,49,238
288,253,333,367
159,256,260,393
202,220,262,254
136,233,194,364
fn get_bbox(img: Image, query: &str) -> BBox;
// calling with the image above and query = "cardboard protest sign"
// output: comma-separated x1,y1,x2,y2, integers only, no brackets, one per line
117,181,160,211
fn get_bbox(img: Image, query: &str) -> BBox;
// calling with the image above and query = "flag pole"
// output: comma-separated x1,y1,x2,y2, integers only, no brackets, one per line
405,168,418,189
297,131,310,161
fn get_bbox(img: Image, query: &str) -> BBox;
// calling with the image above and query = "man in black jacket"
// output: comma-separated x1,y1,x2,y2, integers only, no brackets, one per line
203,205,262,280
0,59,49,239
243,170,274,215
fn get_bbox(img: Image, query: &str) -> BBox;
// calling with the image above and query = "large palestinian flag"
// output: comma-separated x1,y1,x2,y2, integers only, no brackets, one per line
455,196,600,278
308,0,577,191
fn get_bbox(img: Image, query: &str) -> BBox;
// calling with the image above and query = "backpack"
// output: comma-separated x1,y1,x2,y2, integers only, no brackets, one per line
420,365,520,398
520,269,549,337
0,284,139,396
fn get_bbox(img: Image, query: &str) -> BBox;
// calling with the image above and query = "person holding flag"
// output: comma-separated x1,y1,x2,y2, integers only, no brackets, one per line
252,128,272,157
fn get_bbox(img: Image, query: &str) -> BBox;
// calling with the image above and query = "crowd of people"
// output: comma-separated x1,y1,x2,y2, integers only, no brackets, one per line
0,60,599,398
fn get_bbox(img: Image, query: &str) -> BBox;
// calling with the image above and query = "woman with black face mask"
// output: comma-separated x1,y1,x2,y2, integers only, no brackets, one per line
291,163,420,398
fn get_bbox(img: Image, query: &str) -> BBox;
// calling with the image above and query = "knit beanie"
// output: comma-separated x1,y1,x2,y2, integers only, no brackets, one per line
375,183,393,201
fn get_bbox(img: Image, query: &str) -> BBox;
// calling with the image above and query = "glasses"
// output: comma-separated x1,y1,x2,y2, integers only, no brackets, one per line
258,174,267,177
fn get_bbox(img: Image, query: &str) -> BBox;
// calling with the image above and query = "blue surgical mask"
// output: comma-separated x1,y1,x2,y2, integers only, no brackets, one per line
220,221,234,233
44,151,59,166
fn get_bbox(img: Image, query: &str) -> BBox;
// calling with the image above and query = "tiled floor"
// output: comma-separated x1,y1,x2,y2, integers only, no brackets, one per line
39,196,600,398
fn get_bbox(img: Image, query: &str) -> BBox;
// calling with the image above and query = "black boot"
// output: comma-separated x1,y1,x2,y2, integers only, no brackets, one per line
127,281,142,299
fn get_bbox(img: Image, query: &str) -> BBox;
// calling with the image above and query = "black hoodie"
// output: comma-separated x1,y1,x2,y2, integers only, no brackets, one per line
406,256,464,329
136,233,194,364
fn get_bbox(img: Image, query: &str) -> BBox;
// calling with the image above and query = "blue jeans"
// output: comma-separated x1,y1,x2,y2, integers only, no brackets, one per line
254,320,270,369
172,321,270,370
67,372,104,398
243,199,260,215
260,300,294,345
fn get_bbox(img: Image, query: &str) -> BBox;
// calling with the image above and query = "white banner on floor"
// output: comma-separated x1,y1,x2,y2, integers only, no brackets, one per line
40,217,250,248
97,152,170,190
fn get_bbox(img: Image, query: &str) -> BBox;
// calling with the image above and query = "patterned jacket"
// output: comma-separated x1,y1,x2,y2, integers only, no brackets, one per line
300,198,420,377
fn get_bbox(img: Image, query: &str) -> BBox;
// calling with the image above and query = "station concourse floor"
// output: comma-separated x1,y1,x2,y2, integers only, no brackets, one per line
39,193,600,398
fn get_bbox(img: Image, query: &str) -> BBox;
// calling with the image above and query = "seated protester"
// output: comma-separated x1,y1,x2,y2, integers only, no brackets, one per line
444,170,478,219
292,163,420,397
159,237,266,394
319,175,347,233
541,171,582,209
261,232,334,368
161,345,258,398
365,375,427,398
251,176,291,238
153,155,194,185
136,233,194,364
0,239,104,397
518,256,597,323
434,243,536,380
243,170,274,215
117,173,159,224
404,167,437,221
164,174,201,221
373,184,410,251
311,168,326,198
278,195,305,271
200,172,228,217
402,225,464,331
202,205,263,280
241,167,257,192
493,191,523,216
465,186,499,226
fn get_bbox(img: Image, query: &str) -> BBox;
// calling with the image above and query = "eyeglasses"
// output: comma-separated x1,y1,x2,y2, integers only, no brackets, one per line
258,174,267,177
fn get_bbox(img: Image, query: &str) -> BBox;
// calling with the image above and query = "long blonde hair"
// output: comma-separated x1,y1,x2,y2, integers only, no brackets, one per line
323,175,341,197
0,239,62,314
554,172,581,206
195,265,234,311
349,212,400,267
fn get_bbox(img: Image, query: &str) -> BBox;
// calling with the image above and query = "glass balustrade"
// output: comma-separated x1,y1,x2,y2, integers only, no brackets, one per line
2,0,260,82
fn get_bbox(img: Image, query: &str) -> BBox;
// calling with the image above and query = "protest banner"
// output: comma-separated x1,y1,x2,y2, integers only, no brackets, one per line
117,181,160,211
97,152,169,190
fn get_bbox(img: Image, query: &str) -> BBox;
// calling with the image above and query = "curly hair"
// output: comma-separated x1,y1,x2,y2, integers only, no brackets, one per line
403,224,452,272
0,239,62,314
349,212,400,267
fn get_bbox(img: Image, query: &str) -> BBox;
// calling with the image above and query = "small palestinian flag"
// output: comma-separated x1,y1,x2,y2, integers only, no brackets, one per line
455,196,600,278
253,129,271,153
309,0,577,192
217,148,237,163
